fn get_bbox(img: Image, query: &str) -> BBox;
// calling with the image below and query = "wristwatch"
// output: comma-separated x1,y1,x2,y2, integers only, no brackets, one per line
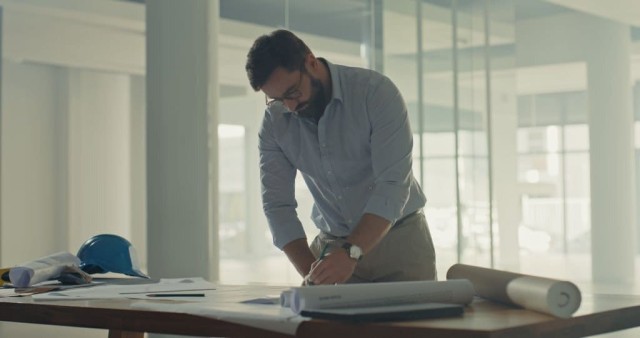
342,242,363,261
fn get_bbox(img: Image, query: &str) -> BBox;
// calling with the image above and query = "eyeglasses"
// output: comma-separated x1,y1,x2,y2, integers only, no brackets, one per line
265,69,305,107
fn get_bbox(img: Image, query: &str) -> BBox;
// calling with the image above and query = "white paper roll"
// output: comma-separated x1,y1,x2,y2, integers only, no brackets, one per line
280,289,292,307
506,276,581,318
287,279,475,314
446,264,582,318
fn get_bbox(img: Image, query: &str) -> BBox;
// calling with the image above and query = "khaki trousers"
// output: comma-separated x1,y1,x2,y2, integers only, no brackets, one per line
310,210,437,283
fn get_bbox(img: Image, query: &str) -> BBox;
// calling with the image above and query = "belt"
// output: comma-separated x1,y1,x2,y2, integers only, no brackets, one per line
319,209,423,240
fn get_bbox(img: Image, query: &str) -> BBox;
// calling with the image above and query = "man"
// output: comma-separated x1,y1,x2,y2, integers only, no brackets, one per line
245,29,436,285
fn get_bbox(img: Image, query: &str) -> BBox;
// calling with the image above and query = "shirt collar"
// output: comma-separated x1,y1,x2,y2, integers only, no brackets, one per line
319,58,344,104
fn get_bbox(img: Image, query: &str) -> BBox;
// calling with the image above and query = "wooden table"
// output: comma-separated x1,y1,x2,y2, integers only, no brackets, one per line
1,288,639,338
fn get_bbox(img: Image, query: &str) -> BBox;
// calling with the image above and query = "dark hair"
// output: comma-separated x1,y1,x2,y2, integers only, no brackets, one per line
245,29,311,91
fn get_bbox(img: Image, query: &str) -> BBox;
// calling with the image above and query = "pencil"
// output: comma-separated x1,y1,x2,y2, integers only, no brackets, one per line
146,293,205,297
319,243,330,260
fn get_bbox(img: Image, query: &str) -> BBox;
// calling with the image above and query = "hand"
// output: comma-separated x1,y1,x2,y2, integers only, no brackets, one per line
307,249,357,285
302,274,314,286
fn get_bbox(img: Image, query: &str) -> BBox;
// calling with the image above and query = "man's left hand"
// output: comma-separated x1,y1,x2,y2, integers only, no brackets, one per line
307,249,357,285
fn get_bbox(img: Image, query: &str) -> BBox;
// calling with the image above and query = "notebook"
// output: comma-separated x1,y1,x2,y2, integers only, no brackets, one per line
300,302,464,322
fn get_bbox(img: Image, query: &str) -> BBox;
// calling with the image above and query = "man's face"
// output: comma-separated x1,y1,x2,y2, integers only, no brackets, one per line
262,66,326,119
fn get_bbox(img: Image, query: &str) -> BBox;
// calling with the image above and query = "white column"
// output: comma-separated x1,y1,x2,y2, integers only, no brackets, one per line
130,75,147,270
586,16,636,284
146,0,219,281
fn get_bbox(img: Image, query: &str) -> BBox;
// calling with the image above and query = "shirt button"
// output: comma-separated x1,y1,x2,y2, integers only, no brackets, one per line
338,195,342,200
328,171,332,175
322,143,327,147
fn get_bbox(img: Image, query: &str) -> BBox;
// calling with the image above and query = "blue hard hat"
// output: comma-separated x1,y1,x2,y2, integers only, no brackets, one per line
77,234,149,278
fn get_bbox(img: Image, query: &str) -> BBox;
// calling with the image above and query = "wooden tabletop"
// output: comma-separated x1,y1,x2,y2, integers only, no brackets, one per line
1,288,639,338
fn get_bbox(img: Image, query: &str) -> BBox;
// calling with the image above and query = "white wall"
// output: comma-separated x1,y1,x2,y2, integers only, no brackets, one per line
0,61,133,338
0,2,144,334
67,69,132,249
1,60,66,264
1,67,139,258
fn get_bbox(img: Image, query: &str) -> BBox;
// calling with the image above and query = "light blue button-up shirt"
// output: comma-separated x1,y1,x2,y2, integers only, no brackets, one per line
259,59,426,250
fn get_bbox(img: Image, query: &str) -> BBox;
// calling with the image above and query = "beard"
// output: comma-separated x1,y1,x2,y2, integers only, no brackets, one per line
295,76,327,121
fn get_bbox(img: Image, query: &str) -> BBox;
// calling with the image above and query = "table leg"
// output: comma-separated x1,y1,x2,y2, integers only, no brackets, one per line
108,329,144,338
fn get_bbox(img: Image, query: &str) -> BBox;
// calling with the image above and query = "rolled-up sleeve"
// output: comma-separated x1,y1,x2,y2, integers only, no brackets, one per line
362,76,414,222
258,113,307,249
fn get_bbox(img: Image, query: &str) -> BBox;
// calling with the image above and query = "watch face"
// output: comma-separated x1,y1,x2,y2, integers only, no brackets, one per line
349,245,363,260
342,242,363,261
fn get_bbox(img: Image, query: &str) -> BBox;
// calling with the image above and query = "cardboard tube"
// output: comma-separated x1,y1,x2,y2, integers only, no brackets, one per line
447,264,581,318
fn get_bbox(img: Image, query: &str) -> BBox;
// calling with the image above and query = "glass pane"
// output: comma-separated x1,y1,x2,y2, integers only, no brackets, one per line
518,153,564,253
384,0,421,180
418,0,458,274
218,0,371,285
459,130,488,157
564,124,589,151
455,0,491,266
218,124,246,258
422,158,458,275
565,153,590,254
423,132,455,157
459,156,491,264
517,126,562,154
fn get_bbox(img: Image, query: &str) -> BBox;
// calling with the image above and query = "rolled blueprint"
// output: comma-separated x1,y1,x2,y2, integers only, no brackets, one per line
9,251,81,287
280,289,292,307
287,279,475,314
446,264,581,318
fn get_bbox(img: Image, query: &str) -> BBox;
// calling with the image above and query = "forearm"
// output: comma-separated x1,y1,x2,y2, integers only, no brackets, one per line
346,213,392,254
282,238,316,277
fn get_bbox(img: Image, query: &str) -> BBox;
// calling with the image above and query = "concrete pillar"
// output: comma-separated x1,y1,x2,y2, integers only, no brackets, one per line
146,0,219,281
130,75,147,270
586,16,636,284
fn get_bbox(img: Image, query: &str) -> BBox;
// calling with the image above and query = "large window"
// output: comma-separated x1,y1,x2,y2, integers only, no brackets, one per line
1,0,638,293
516,92,592,278
217,0,372,285
216,0,640,287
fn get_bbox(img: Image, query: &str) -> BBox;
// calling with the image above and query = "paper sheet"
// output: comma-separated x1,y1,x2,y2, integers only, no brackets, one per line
287,279,475,314
32,277,215,301
131,285,305,335
9,252,80,288
446,264,581,318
